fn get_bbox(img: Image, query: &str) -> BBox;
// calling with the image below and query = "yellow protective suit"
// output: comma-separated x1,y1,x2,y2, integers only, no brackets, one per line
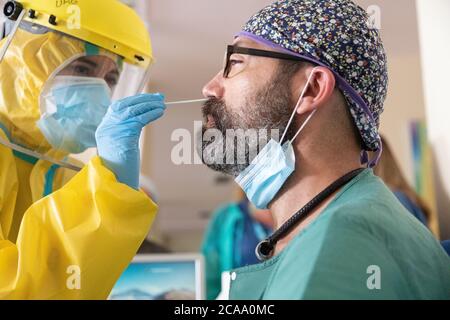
0,28,157,299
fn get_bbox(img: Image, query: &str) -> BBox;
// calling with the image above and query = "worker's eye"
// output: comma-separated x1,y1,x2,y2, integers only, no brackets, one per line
71,64,93,77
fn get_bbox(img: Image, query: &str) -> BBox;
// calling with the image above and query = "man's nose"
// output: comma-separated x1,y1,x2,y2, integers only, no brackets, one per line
202,71,224,99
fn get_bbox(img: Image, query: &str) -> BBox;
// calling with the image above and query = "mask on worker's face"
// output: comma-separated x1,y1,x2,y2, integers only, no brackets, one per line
235,68,318,209
37,76,112,154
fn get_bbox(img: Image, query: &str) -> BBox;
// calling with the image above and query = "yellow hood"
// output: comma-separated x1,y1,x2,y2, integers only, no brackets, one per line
0,27,84,151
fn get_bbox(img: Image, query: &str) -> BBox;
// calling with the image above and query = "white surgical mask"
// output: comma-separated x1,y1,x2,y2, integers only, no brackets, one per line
235,68,318,209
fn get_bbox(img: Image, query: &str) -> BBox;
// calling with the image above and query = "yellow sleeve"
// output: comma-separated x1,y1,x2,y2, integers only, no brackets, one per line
0,156,157,300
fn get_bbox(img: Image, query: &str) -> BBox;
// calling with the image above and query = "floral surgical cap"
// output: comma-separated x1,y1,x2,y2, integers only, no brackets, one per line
238,0,388,163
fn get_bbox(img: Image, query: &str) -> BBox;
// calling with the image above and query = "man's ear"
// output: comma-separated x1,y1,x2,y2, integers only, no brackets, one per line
293,66,336,115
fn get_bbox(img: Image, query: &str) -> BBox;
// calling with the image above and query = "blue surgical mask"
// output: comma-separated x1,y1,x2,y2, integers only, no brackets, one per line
37,76,111,154
235,68,318,209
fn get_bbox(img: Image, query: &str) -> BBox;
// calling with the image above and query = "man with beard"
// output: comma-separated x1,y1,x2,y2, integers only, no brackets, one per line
198,0,450,299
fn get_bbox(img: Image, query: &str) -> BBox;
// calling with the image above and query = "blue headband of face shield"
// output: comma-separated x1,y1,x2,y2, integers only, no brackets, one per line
235,68,319,209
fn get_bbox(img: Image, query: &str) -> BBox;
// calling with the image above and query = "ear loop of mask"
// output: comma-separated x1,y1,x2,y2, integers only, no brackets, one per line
280,67,319,146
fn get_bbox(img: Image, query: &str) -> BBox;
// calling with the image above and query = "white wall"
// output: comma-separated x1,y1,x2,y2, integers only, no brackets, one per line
416,0,450,238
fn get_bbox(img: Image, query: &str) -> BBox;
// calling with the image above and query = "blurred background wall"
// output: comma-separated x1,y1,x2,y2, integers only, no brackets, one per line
416,0,450,239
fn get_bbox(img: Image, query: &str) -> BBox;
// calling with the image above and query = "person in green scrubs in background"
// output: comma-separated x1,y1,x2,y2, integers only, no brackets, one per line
202,197,273,300
197,0,450,299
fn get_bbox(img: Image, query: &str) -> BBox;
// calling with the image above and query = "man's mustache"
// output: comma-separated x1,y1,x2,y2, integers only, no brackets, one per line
202,98,227,132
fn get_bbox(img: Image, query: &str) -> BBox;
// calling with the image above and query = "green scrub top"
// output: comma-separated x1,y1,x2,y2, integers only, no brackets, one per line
229,170,450,299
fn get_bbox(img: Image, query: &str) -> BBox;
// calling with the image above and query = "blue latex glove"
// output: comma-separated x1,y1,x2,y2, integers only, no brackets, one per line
96,93,166,190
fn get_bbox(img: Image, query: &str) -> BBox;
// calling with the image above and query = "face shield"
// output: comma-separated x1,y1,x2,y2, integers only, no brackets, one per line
36,47,149,157
0,4,151,171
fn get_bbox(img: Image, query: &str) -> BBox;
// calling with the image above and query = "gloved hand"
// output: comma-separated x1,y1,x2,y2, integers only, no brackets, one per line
96,93,166,190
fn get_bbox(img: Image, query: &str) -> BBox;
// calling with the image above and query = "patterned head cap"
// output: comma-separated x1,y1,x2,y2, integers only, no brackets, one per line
239,0,388,164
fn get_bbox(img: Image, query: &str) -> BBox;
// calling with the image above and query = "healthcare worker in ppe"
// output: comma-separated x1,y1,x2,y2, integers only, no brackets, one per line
197,0,449,299
0,0,166,299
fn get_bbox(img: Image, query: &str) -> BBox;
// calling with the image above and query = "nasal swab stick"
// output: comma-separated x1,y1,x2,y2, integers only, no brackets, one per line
166,98,207,106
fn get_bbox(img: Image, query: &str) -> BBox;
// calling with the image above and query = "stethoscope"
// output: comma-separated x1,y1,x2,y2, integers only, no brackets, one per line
255,168,365,261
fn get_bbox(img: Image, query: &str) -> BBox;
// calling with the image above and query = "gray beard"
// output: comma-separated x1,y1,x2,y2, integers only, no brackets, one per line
198,77,294,177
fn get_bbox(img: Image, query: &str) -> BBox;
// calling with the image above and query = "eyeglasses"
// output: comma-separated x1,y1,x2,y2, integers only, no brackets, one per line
223,45,311,78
